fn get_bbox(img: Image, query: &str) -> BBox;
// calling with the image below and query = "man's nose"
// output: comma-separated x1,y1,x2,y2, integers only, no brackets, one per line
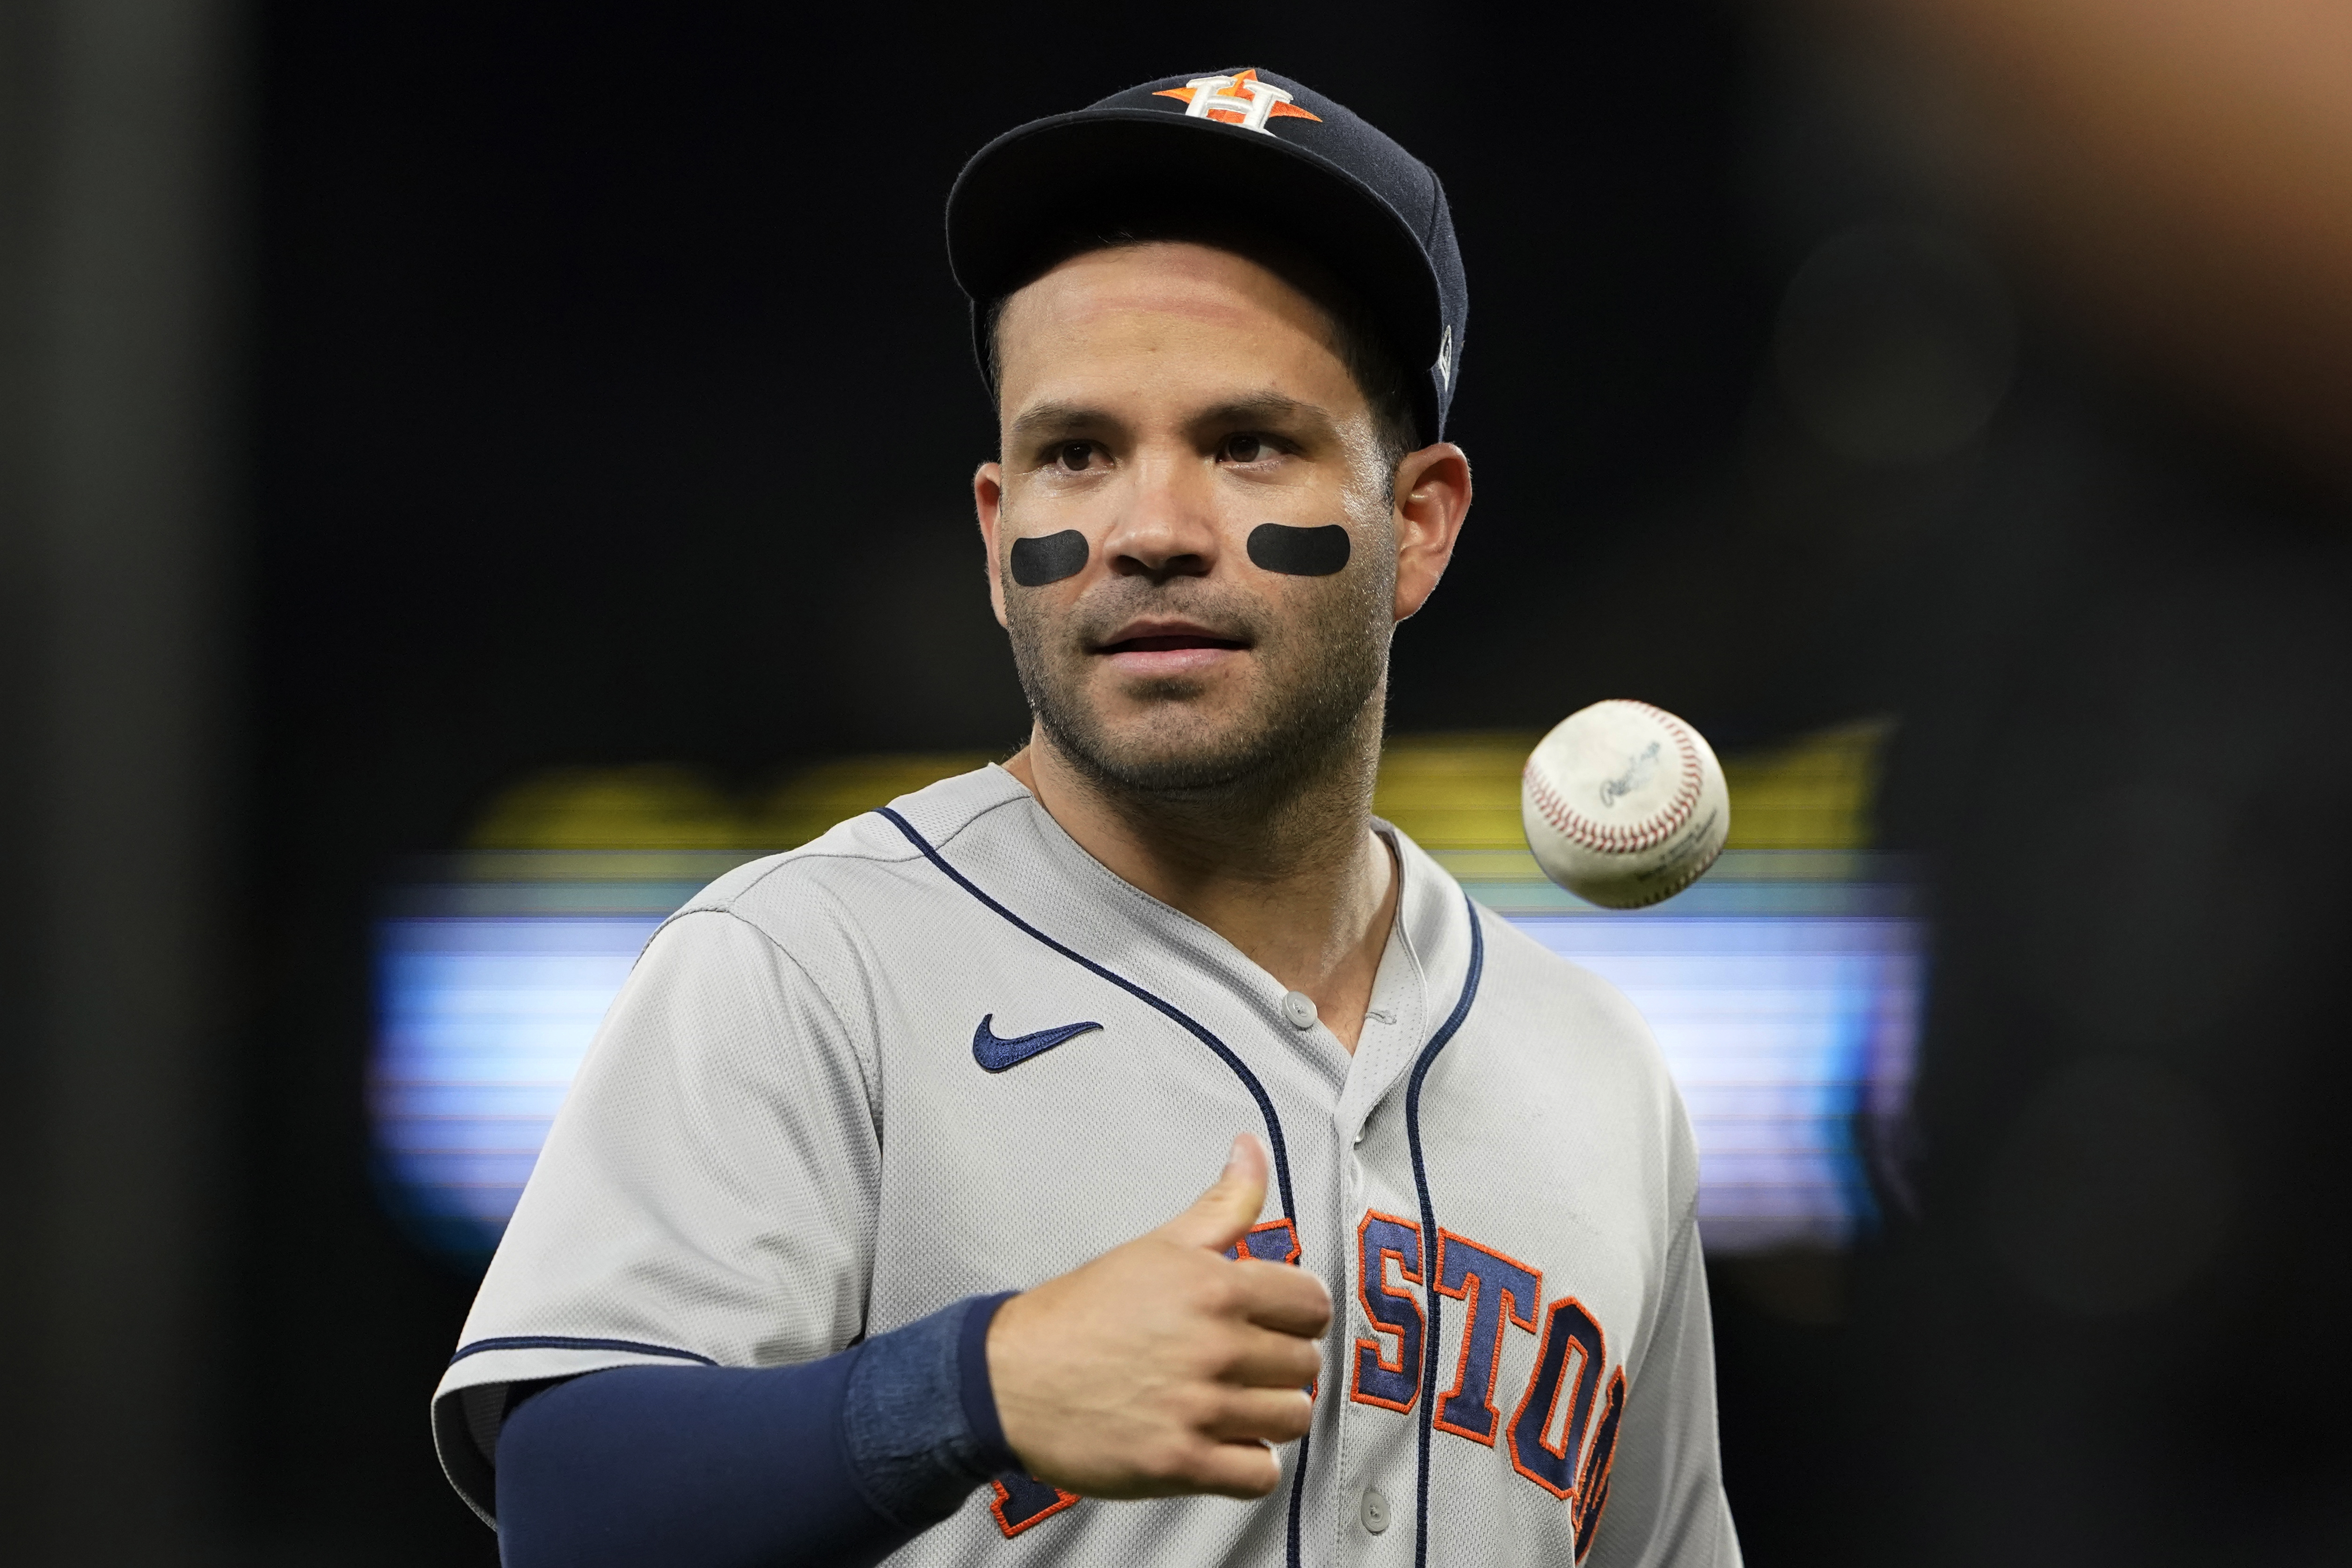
1103,454,1219,583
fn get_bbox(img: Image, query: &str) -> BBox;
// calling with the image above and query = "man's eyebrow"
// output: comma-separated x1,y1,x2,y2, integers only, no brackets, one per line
1007,393,1343,447
1007,401,1119,445
1190,394,1340,439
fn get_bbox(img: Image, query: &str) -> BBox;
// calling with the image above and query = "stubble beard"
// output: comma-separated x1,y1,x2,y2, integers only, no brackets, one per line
1005,556,1393,823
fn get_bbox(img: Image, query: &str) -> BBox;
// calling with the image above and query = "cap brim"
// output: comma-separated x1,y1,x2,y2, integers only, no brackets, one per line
948,108,1443,375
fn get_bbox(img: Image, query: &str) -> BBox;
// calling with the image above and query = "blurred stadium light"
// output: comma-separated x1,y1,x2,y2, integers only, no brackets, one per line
373,730,1920,1261
1376,726,1920,1253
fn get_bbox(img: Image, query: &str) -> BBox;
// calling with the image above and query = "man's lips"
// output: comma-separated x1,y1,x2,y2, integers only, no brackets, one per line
1092,620,1249,656
1099,633,1249,653
1093,620,1249,672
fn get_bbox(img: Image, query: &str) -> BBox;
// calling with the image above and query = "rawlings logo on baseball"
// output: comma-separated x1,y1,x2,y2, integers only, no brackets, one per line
1597,741,1663,809
1521,701,1730,909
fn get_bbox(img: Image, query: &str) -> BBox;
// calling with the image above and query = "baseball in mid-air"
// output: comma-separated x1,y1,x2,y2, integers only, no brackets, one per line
1521,700,1731,909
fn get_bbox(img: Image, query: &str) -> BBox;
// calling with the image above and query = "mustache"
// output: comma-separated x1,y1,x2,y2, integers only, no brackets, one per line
1061,576,1271,649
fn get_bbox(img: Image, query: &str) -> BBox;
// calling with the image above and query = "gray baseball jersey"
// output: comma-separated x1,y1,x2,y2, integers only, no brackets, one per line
433,764,1739,1568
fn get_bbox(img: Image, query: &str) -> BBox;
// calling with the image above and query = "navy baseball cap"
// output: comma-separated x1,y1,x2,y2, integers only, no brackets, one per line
947,68,1467,446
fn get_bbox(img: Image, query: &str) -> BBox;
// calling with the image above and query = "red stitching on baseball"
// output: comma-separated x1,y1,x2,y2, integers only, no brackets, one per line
1524,702,1703,856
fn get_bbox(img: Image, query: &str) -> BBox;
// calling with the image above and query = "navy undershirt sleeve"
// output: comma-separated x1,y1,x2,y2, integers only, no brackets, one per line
496,1293,1020,1568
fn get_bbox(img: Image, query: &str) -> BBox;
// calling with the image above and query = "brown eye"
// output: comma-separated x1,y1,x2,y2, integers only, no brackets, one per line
1221,433,1267,463
1055,441,1094,472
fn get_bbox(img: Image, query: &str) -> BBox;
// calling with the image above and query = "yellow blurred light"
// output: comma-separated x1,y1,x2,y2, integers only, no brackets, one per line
462,754,999,863
1370,733,1536,851
459,720,1890,867
757,754,998,849
1372,721,1890,857
465,764,750,851
1717,720,1886,851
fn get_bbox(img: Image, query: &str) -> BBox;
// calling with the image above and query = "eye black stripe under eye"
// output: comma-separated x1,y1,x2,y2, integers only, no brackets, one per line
1246,524,1351,577
1009,530,1089,586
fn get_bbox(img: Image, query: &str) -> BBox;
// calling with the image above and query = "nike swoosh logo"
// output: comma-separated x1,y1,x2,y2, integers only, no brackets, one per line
972,1015,1103,1073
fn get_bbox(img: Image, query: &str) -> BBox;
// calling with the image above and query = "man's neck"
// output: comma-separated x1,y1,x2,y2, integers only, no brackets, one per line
1001,719,1398,1053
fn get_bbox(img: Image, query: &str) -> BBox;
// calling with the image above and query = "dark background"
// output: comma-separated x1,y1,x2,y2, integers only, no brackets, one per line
3,0,2346,1562
249,7,1769,1559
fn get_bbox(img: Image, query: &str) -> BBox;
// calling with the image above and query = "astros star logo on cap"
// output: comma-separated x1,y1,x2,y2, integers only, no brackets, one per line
948,64,1466,444
1152,69,1322,136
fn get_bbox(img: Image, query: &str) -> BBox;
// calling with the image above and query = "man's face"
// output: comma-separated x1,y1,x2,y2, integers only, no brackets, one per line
975,241,1408,798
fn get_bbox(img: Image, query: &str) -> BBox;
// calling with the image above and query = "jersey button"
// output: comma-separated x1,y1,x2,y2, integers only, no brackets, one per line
1279,990,1318,1030
1359,1486,1392,1535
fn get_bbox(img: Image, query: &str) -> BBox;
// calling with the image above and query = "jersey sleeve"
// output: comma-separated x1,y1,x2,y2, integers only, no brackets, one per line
1580,1173,1743,1568
432,904,883,1523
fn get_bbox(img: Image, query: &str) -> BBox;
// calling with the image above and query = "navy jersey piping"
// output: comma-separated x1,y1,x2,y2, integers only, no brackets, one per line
1405,895,1487,1568
878,804,1312,1568
448,1334,717,1368
877,806,1300,1220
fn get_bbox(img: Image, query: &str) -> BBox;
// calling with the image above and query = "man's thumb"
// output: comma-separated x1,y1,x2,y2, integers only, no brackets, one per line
1163,1133,1270,1252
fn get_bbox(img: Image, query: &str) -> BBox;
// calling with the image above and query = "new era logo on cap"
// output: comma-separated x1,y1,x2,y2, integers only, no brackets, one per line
1153,70,1322,135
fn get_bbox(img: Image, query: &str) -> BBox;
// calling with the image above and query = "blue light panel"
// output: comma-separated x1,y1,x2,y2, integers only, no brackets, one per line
372,853,1920,1260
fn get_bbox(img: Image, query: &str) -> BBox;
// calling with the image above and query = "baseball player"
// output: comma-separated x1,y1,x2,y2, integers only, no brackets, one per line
433,68,1740,1568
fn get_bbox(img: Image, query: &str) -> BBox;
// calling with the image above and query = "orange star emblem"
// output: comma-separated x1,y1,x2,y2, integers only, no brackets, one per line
1154,69,1322,132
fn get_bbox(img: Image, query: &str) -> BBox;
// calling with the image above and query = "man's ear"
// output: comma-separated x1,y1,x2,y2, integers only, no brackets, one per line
1391,443,1472,623
975,460,1009,630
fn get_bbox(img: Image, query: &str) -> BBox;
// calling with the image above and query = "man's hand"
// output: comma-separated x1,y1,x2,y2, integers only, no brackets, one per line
984,1134,1333,1500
